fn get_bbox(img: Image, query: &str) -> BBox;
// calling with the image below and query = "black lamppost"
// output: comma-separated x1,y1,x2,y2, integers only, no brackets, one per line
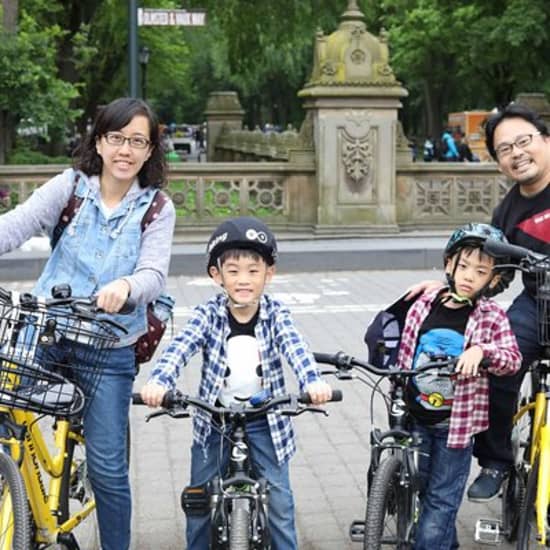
139,46,150,100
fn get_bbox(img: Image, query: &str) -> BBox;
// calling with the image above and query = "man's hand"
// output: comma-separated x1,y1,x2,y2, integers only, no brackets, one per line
404,279,443,301
96,279,131,313
305,380,333,405
140,382,168,408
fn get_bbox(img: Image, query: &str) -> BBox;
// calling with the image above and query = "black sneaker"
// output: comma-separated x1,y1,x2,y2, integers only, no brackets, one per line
467,467,507,502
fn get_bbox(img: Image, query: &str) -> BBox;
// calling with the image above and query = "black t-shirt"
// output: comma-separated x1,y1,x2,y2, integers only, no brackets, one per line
405,298,472,425
492,184,550,296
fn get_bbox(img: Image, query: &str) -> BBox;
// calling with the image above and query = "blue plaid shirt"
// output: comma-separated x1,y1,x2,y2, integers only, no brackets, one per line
148,293,321,464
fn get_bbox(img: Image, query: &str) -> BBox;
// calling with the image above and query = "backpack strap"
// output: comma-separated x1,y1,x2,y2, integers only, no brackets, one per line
51,172,83,249
141,189,169,232
53,181,168,249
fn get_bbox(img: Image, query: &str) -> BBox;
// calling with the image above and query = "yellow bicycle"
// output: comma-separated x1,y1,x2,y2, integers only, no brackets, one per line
478,239,550,548
0,285,122,549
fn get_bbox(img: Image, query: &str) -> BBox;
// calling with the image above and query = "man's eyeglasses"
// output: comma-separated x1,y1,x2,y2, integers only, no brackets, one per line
103,132,151,149
495,132,541,158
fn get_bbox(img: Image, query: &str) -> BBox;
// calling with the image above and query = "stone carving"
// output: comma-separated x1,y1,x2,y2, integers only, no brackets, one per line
342,128,374,194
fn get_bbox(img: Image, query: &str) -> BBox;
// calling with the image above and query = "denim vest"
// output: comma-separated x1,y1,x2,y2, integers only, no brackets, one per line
34,171,157,346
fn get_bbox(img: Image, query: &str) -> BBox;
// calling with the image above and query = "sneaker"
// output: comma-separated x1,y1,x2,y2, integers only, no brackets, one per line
467,467,507,502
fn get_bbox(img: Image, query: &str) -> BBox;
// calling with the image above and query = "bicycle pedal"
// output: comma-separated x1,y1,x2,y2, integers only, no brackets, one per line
349,520,365,542
474,518,503,545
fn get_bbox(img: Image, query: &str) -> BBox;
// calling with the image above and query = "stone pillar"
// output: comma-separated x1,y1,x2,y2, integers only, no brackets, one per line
298,0,408,234
204,92,245,161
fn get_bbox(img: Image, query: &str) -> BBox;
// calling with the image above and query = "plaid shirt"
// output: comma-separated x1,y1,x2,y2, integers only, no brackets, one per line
149,293,321,464
397,289,521,448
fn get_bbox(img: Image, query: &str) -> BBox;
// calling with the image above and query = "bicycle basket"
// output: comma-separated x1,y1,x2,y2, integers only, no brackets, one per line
536,269,550,346
0,299,119,416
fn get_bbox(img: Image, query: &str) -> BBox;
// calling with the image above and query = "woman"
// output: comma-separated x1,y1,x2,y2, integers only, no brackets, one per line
0,97,176,549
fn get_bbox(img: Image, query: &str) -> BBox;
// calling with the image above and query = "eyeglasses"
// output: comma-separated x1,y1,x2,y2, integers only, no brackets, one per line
495,132,541,158
103,132,151,149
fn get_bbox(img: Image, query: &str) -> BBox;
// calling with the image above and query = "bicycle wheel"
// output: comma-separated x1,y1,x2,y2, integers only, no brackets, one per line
517,456,544,549
500,467,525,542
58,425,100,550
230,498,250,550
364,455,413,550
0,452,31,549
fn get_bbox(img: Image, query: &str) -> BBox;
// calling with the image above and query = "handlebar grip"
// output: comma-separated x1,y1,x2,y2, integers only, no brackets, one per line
132,392,145,405
483,239,534,261
313,352,338,365
298,389,343,404
118,298,136,315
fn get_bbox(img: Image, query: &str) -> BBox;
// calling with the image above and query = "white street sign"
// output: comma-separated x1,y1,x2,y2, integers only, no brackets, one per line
137,8,206,27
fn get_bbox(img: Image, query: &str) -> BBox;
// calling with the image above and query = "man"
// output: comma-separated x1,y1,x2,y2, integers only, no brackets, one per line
467,103,550,500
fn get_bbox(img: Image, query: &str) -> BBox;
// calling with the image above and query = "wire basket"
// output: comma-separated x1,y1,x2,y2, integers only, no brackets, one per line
0,298,119,416
536,269,550,347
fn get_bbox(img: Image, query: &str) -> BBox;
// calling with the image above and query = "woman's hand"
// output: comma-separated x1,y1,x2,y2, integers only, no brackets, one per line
140,382,168,408
305,380,333,405
404,279,443,300
96,279,131,313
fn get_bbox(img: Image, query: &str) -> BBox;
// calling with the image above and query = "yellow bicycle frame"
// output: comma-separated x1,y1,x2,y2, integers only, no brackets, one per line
513,380,550,545
0,405,94,546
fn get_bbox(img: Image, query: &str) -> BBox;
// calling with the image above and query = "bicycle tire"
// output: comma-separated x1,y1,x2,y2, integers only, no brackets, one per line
229,499,250,550
58,427,100,550
517,455,543,549
500,467,525,542
364,455,413,550
0,452,31,549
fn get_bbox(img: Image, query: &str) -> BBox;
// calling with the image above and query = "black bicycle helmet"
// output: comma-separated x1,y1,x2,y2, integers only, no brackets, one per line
444,223,514,298
206,216,278,275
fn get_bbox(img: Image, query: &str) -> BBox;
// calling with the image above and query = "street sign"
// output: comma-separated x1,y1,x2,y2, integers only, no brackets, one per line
137,8,206,27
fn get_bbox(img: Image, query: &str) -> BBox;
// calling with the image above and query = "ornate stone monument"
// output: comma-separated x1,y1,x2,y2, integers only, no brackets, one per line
298,0,408,233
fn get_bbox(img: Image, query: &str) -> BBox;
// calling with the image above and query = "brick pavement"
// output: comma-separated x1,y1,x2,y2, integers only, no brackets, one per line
129,269,520,550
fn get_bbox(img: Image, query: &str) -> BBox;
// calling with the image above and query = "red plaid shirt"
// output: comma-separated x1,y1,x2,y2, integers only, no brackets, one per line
397,288,521,448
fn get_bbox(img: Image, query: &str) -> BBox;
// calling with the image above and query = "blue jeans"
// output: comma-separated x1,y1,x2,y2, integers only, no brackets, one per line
414,422,472,550
42,342,135,550
186,417,297,550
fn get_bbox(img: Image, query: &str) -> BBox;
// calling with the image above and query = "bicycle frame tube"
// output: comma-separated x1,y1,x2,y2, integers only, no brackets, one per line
535,399,550,546
7,408,94,544
530,391,546,465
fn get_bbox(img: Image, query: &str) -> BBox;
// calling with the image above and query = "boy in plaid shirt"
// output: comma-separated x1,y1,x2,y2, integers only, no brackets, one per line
140,216,332,550
397,223,521,550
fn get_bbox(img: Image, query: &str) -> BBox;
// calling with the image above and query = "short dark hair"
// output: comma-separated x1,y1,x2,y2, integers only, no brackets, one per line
74,97,167,188
485,103,549,160
216,248,265,269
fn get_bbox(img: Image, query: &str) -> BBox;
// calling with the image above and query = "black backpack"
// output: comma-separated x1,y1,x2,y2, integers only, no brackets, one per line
364,294,413,369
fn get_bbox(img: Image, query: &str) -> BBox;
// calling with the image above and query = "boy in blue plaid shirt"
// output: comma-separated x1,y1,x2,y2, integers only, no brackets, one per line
140,216,332,549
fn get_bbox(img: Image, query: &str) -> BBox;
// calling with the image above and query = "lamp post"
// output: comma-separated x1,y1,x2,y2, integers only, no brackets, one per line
139,46,150,100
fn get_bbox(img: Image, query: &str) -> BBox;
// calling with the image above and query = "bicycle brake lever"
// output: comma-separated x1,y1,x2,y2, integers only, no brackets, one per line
145,410,168,422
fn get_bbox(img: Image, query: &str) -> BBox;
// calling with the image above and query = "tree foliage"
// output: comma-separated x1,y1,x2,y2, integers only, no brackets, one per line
2,0,550,162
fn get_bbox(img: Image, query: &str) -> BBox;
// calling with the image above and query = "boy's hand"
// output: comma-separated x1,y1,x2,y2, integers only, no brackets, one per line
404,279,443,300
305,380,332,405
455,346,484,378
140,382,168,408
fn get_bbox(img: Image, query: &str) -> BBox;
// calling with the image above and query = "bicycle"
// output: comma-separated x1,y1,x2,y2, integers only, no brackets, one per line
473,239,550,548
313,350,461,550
0,284,123,549
132,387,342,549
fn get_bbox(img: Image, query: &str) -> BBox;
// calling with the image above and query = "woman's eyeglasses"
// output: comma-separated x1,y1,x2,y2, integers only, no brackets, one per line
103,132,151,149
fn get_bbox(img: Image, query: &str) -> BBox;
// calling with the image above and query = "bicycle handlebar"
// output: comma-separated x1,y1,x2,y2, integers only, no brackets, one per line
132,388,342,415
314,351,490,376
484,239,550,270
